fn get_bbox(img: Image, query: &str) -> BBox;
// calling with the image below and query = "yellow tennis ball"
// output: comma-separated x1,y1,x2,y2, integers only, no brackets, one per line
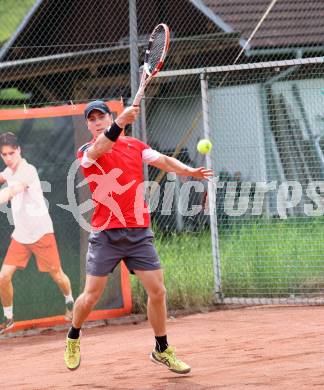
197,139,212,154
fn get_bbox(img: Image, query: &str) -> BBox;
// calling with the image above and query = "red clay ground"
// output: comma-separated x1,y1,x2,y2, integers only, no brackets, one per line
0,306,324,389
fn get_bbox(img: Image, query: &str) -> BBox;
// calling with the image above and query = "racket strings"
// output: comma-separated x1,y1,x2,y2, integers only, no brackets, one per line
147,27,166,73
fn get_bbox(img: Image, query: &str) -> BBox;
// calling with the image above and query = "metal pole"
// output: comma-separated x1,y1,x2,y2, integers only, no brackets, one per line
200,72,223,302
129,0,140,138
140,80,150,182
129,0,143,298
175,176,184,232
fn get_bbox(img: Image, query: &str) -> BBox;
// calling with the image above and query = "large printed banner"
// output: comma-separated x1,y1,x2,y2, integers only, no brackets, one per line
0,101,132,333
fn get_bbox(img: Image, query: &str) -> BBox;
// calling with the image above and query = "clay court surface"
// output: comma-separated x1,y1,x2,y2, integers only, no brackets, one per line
0,305,323,389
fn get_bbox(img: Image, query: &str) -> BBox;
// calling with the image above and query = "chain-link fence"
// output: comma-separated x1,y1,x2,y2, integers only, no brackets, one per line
149,57,324,305
4,0,323,108
1,1,324,315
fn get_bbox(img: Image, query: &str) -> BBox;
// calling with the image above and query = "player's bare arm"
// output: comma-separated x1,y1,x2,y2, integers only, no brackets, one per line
149,154,213,180
0,180,26,204
87,106,140,161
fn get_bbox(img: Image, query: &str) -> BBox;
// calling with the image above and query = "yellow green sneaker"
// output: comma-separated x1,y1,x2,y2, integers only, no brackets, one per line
150,346,191,374
64,336,81,370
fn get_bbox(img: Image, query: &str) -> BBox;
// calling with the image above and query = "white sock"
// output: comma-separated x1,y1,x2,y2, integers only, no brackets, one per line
64,293,74,304
3,306,13,319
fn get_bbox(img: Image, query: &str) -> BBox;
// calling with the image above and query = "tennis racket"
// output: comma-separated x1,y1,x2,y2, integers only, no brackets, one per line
133,23,170,106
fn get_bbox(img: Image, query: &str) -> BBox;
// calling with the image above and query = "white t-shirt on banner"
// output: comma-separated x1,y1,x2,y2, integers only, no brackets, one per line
1,159,54,244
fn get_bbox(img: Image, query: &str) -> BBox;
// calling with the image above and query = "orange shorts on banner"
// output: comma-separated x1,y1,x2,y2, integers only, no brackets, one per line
4,233,61,272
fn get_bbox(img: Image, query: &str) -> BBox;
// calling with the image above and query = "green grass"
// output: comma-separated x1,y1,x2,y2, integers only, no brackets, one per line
0,88,29,99
131,217,324,312
0,0,35,44
220,217,324,297
131,229,214,312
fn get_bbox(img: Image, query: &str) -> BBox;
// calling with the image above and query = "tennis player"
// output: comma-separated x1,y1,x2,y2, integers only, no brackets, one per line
64,101,213,373
0,132,74,333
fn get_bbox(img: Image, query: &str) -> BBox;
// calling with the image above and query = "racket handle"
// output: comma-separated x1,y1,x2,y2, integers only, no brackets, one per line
133,86,145,107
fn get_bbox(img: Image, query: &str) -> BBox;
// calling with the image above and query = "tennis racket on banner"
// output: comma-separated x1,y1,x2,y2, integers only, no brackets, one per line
133,23,170,106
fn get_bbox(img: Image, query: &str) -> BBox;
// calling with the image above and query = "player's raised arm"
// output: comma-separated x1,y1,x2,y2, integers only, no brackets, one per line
148,153,213,180
85,104,140,162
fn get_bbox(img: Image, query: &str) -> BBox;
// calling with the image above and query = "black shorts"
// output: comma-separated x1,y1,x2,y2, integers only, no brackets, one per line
86,227,161,276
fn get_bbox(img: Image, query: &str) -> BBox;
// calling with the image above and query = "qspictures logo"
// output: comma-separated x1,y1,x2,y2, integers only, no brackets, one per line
1,158,324,231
